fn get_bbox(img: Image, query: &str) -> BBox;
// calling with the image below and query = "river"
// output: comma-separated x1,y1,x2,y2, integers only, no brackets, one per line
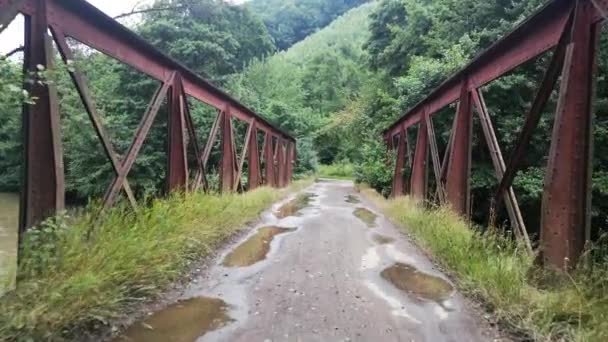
0,193,19,293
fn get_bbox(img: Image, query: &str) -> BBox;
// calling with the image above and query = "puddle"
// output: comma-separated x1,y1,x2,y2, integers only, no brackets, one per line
222,226,296,267
275,193,315,219
381,263,453,302
353,208,377,227
372,234,395,245
345,195,360,204
115,297,232,342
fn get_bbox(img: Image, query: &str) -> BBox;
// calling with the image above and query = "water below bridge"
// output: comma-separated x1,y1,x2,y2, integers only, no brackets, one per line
115,180,504,342
0,193,18,294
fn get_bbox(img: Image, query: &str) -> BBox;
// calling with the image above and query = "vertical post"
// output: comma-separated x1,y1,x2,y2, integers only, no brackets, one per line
446,80,473,216
247,122,261,190
219,108,235,193
391,130,407,197
277,138,286,188
541,0,598,269
20,0,65,236
264,132,276,187
286,141,295,184
166,74,188,193
410,121,428,201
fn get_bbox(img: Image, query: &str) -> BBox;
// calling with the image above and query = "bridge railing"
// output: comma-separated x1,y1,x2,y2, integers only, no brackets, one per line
0,0,296,242
383,0,605,270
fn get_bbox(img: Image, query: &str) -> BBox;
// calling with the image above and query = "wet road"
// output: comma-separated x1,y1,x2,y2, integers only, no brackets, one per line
119,180,499,342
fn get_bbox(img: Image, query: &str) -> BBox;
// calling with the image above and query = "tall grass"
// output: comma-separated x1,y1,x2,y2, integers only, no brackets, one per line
317,162,355,180
360,186,608,341
0,181,311,340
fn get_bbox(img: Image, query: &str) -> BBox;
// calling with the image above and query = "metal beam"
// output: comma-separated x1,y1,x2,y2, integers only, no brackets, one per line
52,29,138,208
472,89,532,252
391,129,407,197
446,81,473,216
384,0,574,139
102,73,174,210
1,0,294,143
247,122,261,190
166,73,189,193
219,109,235,193
20,0,65,234
264,132,276,187
424,111,445,203
410,121,428,201
541,0,599,269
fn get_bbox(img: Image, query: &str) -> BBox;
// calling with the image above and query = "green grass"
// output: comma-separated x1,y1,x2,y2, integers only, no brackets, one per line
317,163,355,180
0,180,312,340
360,186,608,341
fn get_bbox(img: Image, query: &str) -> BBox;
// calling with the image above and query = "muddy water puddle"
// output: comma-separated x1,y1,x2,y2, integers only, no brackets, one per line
353,208,377,227
345,194,360,204
115,296,232,342
275,193,315,219
381,263,453,302
372,234,395,245
222,226,296,267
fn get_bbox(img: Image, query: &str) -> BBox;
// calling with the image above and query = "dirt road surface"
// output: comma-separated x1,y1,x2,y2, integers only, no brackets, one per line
118,180,503,342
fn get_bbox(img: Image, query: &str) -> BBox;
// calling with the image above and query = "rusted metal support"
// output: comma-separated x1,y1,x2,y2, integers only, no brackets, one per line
494,11,573,211
20,0,65,235
201,110,221,169
286,141,295,184
181,93,206,192
424,110,445,203
277,138,286,188
103,73,175,210
440,104,458,184
410,121,429,201
52,29,138,207
219,108,236,193
247,122,261,190
166,73,189,193
264,133,277,187
0,0,22,34
391,129,407,197
541,0,599,269
234,120,255,190
446,81,473,216
472,90,532,252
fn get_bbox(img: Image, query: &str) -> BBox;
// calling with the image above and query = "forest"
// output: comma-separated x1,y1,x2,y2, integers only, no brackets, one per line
2,0,608,239
2,0,608,340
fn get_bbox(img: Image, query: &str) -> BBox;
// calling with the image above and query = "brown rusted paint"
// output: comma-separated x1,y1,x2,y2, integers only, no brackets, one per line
219,109,236,193
541,0,599,270
166,73,189,193
20,0,65,235
410,121,428,201
391,130,407,198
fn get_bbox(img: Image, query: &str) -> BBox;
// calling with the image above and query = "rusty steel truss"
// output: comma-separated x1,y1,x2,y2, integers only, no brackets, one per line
0,0,296,241
384,0,606,270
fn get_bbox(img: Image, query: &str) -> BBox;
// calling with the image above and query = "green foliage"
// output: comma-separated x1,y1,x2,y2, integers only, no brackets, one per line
0,181,312,340
317,162,355,180
248,0,368,50
139,0,275,80
363,188,608,341
0,58,22,191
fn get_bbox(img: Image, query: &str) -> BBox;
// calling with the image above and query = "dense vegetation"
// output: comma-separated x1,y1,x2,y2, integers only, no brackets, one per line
362,186,608,341
0,181,311,340
248,0,368,50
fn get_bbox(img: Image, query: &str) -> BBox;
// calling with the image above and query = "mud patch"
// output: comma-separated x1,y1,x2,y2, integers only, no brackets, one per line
115,297,232,342
275,193,314,218
353,208,377,227
222,226,296,267
381,263,453,302
372,234,395,245
345,194,360,204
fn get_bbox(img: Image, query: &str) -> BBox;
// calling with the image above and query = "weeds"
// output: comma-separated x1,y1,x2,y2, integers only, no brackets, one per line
317,163,355,180
0,180,311,341
360,186,608,341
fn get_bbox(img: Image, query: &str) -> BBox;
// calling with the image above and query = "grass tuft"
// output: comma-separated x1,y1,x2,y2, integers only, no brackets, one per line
360,185,608,341
0,180,312,340
317,163,355,180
